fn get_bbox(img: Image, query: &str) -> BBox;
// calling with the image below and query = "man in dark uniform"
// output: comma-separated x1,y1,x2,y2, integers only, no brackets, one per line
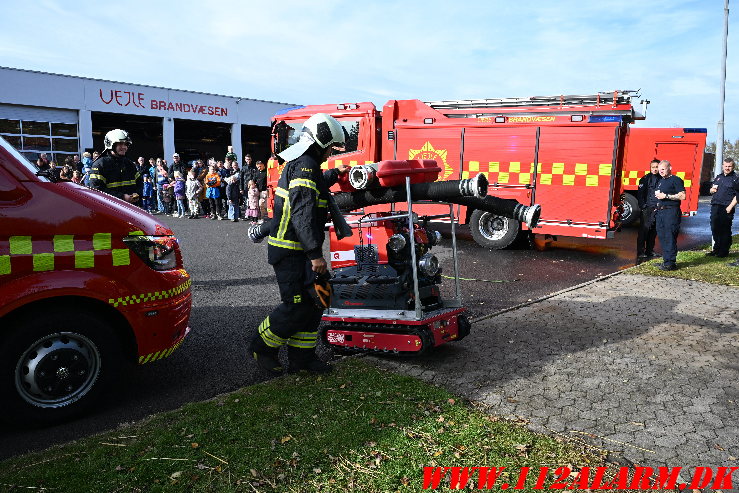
89,129,143,205
707,158,739,258
636,159,661,261
654,160,686,271
249,113,349,375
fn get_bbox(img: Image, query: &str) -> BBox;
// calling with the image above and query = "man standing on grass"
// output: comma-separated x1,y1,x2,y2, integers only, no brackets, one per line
654,160,685,271
707,158,739,263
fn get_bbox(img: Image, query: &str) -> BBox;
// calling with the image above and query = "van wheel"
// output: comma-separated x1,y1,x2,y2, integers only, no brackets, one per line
469,210,520,249
620,193,640,226
0,311,123,426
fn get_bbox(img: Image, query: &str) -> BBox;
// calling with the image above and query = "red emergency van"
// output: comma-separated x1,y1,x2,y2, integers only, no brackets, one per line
0,137,191,425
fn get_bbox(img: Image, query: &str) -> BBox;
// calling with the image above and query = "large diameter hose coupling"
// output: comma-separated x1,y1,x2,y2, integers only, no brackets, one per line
348,163,379,190
513,203,542,228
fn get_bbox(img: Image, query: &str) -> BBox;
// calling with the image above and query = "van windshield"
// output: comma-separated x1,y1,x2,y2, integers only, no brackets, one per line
274,118,360,157
0,135,52,182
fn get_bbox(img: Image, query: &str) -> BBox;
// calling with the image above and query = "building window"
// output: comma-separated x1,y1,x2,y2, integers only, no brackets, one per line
0,118,79,165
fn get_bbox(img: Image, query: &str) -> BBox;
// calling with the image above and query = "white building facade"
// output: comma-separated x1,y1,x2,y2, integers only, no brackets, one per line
0,66,295,164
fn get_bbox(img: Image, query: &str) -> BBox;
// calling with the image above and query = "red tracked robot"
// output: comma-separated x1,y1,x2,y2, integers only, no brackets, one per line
322,199,470,354
250,158,541,355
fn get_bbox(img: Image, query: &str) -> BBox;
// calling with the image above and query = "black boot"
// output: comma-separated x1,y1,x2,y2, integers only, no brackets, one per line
287,346,332,374
250,336,283,376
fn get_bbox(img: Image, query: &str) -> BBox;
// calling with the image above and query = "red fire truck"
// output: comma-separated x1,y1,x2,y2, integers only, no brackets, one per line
269,91,706,248
0,137,192,425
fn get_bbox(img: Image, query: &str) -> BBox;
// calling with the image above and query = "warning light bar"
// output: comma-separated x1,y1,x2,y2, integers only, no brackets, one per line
589,115,622,123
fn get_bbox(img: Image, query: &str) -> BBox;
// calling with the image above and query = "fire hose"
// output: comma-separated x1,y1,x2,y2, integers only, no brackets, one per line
333,175,541,228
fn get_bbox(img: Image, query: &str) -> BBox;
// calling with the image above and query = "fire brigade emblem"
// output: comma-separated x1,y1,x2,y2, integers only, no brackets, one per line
408,142,452,180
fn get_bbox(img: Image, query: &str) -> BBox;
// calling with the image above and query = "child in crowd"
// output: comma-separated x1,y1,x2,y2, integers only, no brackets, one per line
173,171,188,218
71,170,84,184
205,163,222,220
81,152,93,187
185,170,202,218
246,180,260,225
142,175,154,212
226,174,241,222
161,181,173,214
156,159,170,214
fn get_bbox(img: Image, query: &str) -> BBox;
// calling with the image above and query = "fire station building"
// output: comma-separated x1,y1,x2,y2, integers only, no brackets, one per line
0,66,294,165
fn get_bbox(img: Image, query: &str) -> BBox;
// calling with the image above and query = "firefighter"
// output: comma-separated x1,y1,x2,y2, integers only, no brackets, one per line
654,160,685,271
636,159,661,261
89,129,143,204
250,113,348,375
707,158,739,258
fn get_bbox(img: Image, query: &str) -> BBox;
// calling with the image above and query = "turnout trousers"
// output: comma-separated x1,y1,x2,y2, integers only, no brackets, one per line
636,207,658,256
254,254,324,361
655,208,681,267
710,204,735,257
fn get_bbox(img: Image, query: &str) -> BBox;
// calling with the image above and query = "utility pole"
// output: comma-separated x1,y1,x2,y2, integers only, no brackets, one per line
716,0,730,175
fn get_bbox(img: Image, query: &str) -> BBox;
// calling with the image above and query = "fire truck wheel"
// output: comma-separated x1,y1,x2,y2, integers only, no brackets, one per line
469,210,520,249
0,311,123,426
619,193,640,226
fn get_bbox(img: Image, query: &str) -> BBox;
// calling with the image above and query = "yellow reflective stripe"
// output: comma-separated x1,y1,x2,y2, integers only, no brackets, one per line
9,236,32,255
267,237,303,250
111,249,130,266
275,187,289,199
108,278,192,308
107,179,138,188
287,339,317,349
289,178,318,194
258,317,287,348
75,250,94,268
89,173,107,183
53,235,74,252
291,331,317,341
277,193,292,239
1,233,147,276
93,233,112,250
318,199,328,208
33,253,54,271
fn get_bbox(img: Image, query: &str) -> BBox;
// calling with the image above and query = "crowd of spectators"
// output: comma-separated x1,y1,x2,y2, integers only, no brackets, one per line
138,150,269,223
38,148,270,224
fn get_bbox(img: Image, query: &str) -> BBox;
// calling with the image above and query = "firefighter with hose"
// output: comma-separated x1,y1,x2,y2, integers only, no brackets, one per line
249,113,350,375
89,129,143,205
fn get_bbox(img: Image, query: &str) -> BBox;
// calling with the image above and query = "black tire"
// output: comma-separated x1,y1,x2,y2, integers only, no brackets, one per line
456,314,471,341
0,311,123,426
620,193,640,226
469,209,521,249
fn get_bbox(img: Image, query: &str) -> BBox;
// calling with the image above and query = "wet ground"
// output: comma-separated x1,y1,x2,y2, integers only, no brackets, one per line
0,199,714,460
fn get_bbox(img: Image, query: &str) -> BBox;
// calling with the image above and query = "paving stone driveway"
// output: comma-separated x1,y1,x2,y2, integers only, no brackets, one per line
368,274,739,471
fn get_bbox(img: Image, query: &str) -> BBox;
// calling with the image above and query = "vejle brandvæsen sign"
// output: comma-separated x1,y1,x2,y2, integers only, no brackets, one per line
98,89,229,117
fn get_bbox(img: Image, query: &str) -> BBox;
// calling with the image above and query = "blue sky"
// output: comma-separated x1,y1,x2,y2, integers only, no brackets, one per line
1,0,734,144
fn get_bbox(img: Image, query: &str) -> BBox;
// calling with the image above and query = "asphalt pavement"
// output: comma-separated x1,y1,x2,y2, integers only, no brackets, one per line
0,199,721,462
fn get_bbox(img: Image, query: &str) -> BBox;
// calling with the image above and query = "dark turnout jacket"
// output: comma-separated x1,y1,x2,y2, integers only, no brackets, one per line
267,154,340,265
89,153,143,201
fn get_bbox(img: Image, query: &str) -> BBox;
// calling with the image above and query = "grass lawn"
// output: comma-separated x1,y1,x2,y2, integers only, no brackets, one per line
0,359,605,492
628,234,739,286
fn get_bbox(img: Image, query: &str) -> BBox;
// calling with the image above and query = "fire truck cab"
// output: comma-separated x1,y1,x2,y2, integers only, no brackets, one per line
269,91,705,248
0,137,192,425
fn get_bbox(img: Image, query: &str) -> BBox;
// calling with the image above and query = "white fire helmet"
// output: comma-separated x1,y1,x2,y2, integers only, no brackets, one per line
104,129,132,151
278,113,345,162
